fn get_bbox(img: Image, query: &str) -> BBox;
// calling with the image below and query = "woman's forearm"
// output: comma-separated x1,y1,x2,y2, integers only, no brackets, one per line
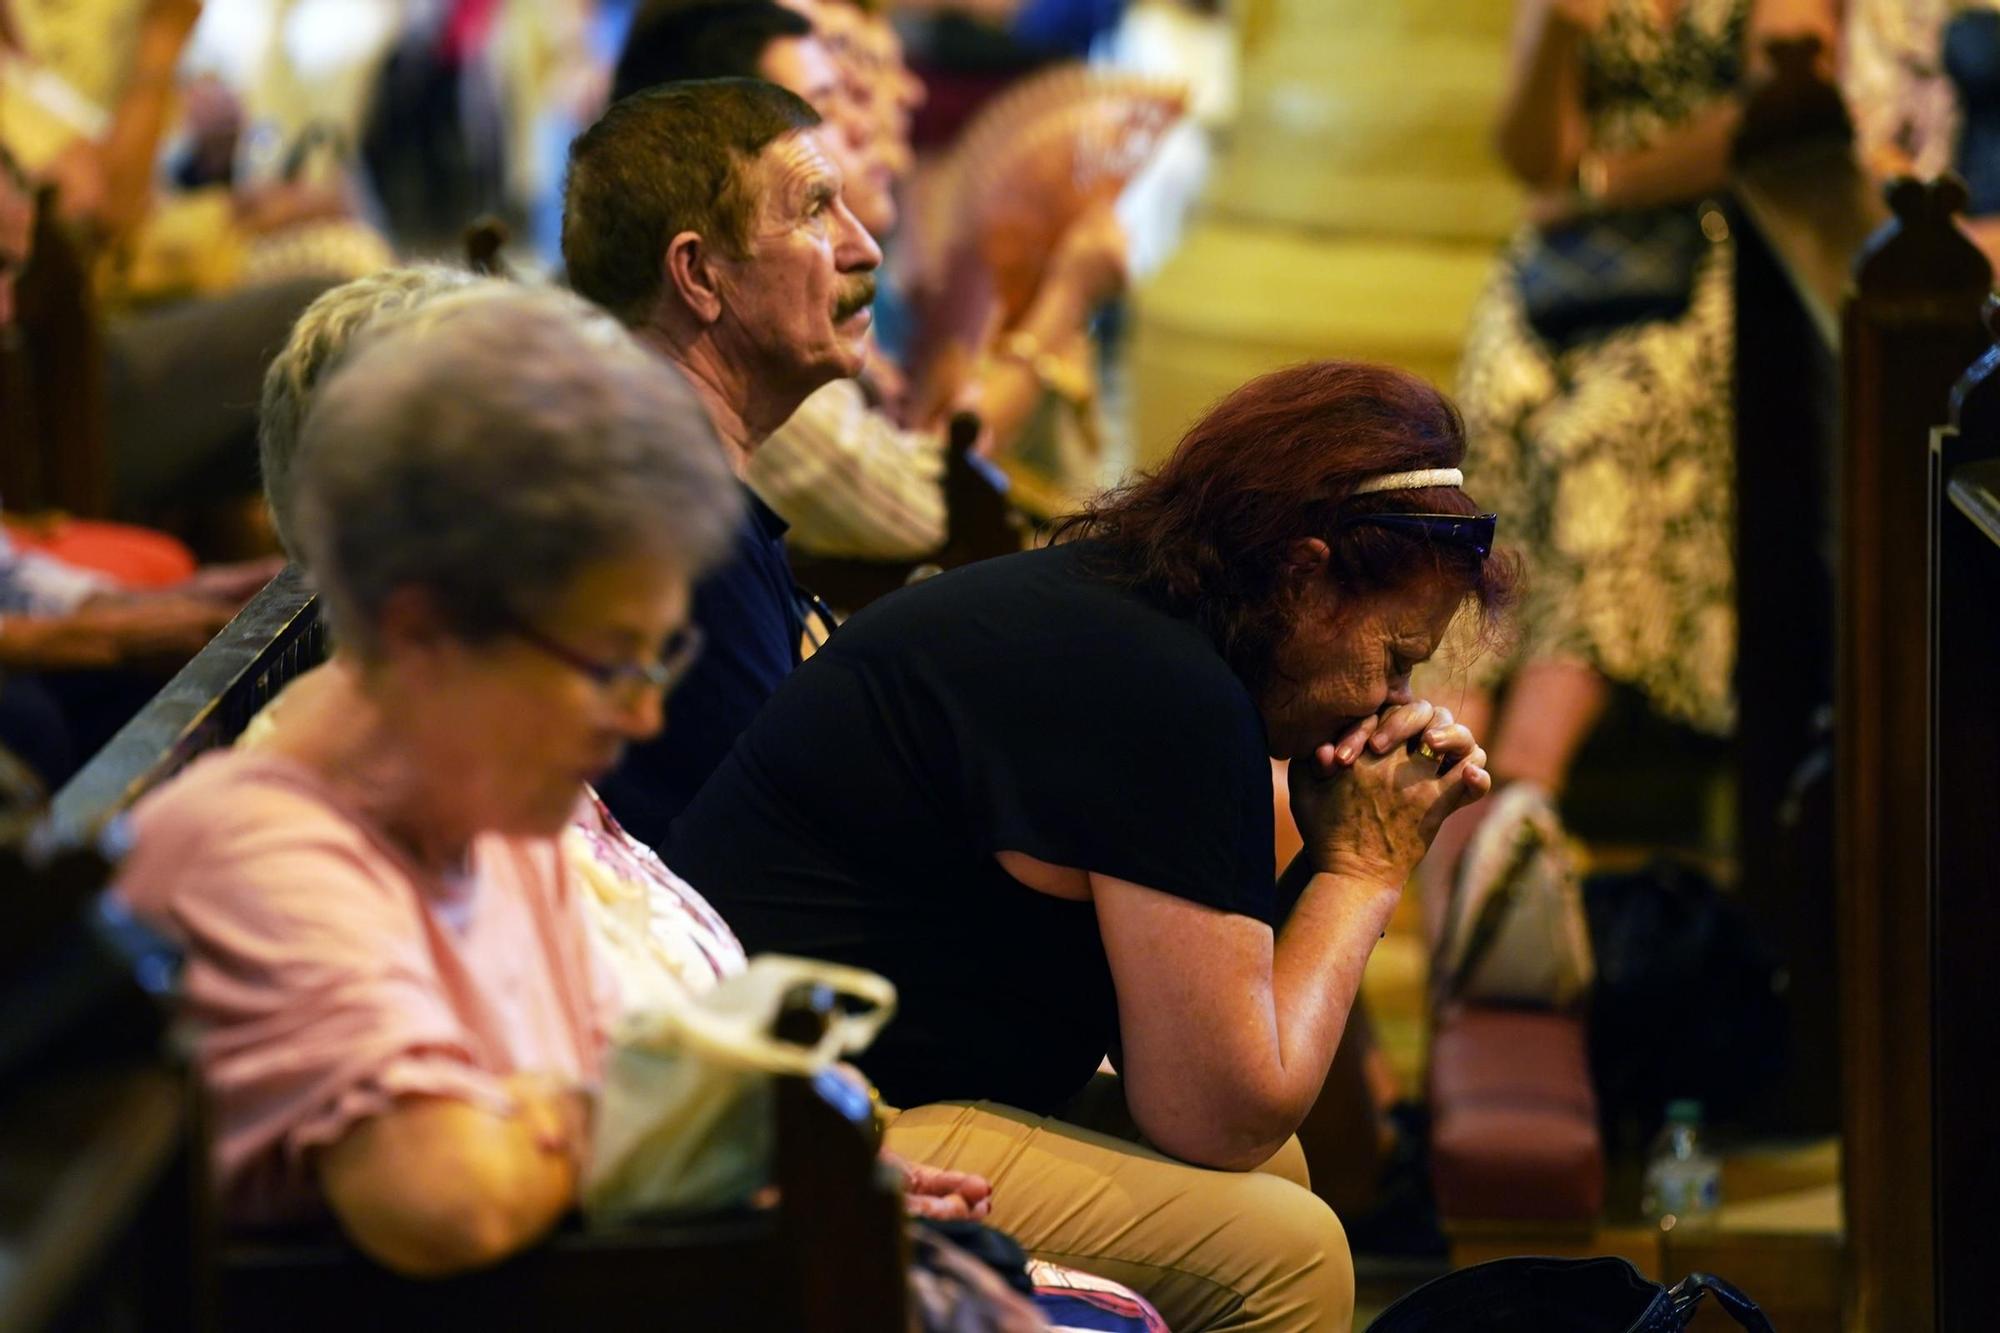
1495,5,1589,189
1592,100,1743,210
1114,709,1488,1170
320,1096,580,1276
1123,871,1401,1173
96,2,200,239
1266,873,1401,1114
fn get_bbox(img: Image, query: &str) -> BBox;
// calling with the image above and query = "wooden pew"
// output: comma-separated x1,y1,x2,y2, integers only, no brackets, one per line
40,572,910,1331
1728,53,1882,1139
1733,163,2000,1333
1731,42,1996,1200
42,568,323,849
0,1059,197,1333
1675,45,2000,1331
0,835,197,1333
1737,171,1995,1332
211,1011,905,1333
1833,178,1991,1333
1926,317,2000,1333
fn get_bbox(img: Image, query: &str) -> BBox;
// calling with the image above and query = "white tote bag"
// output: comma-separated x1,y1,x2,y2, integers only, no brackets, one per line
584,954,896,1224
1433,782,1595,1010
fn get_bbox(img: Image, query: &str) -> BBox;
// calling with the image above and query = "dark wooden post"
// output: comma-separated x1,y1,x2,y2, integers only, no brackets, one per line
773,986,909,1331
461,216,513,278
1728,37,1873,1136
1838,176,1990,1333
1,188,111,516
1927,306,2000,1333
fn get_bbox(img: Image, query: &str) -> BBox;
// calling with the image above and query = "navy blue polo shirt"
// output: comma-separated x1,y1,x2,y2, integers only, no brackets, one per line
598,486,803,852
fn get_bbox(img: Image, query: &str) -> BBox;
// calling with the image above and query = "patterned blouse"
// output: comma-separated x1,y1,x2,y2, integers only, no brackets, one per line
565,789,748,1011
1583,0,1747,153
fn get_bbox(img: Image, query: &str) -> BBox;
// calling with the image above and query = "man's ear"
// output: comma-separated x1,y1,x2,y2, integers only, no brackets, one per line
663,230,725,325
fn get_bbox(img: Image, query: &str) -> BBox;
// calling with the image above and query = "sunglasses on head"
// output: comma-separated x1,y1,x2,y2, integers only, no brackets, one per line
1339,512,1498,558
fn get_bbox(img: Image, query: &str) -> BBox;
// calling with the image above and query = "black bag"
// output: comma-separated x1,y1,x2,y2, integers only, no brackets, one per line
1584,859,1788,1137
1367,1255,1773,1332
1516,205,1709,350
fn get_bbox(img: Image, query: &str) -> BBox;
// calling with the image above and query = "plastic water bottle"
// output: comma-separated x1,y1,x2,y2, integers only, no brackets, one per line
1641,1099,1721,1231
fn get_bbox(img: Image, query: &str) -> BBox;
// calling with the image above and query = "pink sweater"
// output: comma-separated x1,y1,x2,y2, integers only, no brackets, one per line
117,749,616,1225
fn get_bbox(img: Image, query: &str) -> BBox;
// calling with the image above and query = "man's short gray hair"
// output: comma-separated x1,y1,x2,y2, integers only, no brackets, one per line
294,284,742,656
259,265,484,558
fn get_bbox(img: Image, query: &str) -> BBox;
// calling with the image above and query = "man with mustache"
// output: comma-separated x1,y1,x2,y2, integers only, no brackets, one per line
612,0,1127,561
561,77,883,848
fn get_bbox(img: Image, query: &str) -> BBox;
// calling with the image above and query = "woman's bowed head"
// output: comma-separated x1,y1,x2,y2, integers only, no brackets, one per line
1058,359,1519,891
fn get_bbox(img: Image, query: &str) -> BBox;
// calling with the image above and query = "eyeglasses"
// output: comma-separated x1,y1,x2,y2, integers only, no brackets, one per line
1340,512,1498,558
510,619,706,700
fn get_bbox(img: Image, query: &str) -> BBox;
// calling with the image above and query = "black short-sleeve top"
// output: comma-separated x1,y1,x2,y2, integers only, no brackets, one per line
667,541,1275,1114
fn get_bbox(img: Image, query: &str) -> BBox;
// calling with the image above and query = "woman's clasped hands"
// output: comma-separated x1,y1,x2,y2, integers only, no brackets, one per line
1289,701,1492,891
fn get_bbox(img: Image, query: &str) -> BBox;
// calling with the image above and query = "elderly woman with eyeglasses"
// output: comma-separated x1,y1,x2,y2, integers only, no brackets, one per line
114,287,745,1273
669,360,1516,1333
246,269,749,1015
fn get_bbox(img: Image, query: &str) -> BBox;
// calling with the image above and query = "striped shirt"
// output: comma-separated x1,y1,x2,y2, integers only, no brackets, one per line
746,378,948,560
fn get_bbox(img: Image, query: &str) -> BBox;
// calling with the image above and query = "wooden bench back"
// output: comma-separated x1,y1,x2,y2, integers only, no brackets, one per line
209,1041,907,1333
1926,316,2000,1333
43,567,322,848
1833,177,1991,1333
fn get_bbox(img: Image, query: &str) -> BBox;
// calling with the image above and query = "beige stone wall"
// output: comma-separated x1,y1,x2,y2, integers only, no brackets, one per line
1125,0,1522,467
1218,0,1521,240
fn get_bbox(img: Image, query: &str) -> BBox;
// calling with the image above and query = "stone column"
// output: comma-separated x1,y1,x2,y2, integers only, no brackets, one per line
1126,0,1520,466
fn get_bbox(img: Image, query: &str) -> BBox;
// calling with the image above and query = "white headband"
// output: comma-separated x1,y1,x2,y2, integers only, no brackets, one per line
1350,468,1463,496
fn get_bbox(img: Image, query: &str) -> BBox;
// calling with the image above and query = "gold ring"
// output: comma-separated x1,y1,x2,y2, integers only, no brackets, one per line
1413,740,1441,764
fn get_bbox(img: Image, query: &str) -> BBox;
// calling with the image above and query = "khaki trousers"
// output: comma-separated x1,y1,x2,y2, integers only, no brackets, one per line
883,1079,1354,1333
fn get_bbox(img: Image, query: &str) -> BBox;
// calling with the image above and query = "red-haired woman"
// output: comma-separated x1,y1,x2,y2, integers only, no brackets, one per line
670,360,1512,1333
